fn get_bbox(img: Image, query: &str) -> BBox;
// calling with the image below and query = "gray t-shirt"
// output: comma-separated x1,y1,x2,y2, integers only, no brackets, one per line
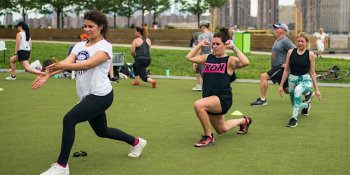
198,32,213,55
271,36,296,68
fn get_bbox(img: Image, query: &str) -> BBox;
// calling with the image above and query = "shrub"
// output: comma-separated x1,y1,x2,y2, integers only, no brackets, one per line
7,24,13,28
164,25,175,29
0,25,5,28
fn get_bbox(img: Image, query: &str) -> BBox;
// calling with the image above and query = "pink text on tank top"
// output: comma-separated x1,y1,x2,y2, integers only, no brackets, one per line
203,63,226,74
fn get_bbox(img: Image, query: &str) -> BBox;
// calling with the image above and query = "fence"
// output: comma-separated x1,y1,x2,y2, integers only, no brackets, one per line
0,28,348,52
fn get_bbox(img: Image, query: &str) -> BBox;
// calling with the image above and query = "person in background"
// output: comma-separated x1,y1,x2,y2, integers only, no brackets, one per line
315,28,326,58
186,27,252,147
279,32,321,127
250,23,315,106
231,25,240,44
130,24,135,28
131,26,156,88
6,21,45,80
33,10,147,175
144,23,149,29
192,20,213,91
152,22,158,29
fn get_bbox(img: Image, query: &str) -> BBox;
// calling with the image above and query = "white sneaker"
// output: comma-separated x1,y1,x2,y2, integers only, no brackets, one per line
5,75,16,80
192,85,202,91
128,138,147,158
40,163,69,175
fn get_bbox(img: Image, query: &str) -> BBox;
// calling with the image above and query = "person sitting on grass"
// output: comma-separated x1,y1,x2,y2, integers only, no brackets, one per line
186,27,252,147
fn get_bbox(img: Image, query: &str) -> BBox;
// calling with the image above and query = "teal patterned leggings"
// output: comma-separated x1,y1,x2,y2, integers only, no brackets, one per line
288,74,313,118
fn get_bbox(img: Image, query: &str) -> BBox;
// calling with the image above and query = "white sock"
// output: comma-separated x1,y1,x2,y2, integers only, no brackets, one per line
260,98,265,101
305,92,310,96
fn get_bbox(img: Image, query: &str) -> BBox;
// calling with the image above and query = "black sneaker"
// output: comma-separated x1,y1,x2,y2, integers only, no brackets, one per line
110,77,119,83
301,103,311,116
287,117,298,127
251,97,267,106
303,91,315,103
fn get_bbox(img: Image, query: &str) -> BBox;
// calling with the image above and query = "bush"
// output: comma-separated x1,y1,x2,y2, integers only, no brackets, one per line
0,25,5,28
7,24,13,28
164,25,175,29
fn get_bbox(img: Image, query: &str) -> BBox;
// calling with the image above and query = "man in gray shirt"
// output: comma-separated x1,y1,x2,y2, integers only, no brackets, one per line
251,23,315,106
192,20,213,91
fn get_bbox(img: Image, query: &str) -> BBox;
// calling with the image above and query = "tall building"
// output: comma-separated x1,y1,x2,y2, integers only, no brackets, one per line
320,0,350,34
213,0,251,29
257,0,278,30
4,12,13,26
278,5,295,30
295,0,321,34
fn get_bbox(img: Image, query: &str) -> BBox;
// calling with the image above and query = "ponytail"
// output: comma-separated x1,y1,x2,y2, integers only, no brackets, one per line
17,21,30,41
135,26,149,38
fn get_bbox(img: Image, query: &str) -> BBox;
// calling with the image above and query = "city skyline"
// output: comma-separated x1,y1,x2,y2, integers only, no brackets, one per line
1,0,295,24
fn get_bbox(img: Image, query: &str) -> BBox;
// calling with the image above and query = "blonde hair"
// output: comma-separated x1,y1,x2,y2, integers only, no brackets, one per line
319,28,323,32
296,32,310,49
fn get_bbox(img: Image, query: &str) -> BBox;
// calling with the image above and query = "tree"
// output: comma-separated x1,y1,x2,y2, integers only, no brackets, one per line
12,0,39,23
116,0,137,28
175,0,210,27
134,0,153,26
149,0,171,25
0,0,15,17
206,0,228,31
103,0,124,28
37,0,75,28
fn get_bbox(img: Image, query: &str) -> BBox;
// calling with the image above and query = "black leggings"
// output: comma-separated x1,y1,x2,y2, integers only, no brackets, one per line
57,90,135,165
133,59,151,82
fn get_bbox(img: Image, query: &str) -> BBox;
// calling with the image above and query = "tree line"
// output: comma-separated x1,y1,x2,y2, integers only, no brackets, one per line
0,0,228,28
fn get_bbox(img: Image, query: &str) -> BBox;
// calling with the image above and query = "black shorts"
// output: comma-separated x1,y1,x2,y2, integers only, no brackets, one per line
17,50,30,62
267,67,288,89
207,91,233,115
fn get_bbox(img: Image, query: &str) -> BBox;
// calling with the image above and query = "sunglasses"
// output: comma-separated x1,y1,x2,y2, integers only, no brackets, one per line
73,150,87,157
212,43,221,46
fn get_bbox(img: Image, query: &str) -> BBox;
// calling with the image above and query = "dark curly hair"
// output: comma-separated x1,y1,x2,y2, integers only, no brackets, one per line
213,27,232,43
84,10,109,41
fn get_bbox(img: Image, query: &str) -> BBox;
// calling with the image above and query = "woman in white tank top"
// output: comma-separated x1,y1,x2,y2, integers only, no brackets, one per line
5,22,44,80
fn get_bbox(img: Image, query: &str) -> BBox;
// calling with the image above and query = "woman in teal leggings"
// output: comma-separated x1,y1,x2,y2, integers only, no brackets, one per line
279,32,321,127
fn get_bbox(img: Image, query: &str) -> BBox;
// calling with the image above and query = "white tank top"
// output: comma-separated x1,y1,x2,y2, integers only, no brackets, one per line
19,32,31,51
71,39,113,101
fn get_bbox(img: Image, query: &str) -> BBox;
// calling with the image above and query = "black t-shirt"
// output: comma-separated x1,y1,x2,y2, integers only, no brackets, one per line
202,54,232,98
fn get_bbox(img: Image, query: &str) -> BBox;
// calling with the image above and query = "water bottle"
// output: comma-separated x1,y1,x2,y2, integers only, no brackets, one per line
71,71,76,79
166,67,169,78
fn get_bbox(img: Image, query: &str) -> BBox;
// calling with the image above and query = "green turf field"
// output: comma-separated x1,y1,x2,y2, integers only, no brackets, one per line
0,73,348,175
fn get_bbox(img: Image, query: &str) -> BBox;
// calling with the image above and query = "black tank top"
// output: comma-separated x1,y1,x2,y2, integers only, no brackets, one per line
289,48,310,75
202,54,232,98
135,38,151,60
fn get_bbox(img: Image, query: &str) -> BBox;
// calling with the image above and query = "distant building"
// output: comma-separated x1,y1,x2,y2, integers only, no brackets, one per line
213,0,252,29
4,13,13,26
320,0,350,34
279,5,295,31
257,0,279,31
295,0,321,34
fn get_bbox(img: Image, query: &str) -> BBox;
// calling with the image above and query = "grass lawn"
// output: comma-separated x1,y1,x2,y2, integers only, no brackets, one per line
0,73,349,175
1,41,350,84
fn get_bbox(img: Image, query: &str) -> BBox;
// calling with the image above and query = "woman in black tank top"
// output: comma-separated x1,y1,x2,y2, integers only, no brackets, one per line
279,32,321,127
130,26,156,88
185,27,252,147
